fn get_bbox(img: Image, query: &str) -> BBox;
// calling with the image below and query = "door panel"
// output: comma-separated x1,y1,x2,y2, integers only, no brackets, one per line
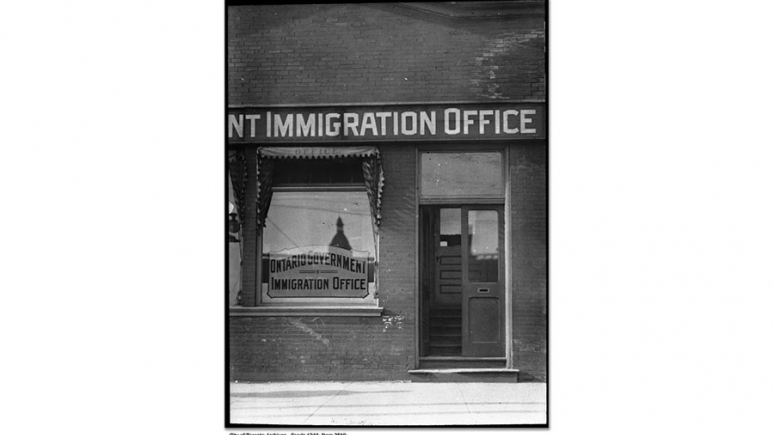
434,208,462,306
468,297,500,343
462,207,504,357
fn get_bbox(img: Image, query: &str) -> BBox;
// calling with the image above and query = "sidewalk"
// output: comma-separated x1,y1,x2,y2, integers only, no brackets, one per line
229,381,547,426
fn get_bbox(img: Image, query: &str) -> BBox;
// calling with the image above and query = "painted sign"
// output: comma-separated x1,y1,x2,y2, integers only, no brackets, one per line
227,103,545,143
267,246,370,298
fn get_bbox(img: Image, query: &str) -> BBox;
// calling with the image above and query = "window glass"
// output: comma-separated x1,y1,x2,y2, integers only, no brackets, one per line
421,152,503,198
264,191,375,254
468,210,499,282
439,208,461,247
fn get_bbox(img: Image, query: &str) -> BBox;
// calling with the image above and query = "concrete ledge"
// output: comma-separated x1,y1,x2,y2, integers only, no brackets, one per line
229,306,384,317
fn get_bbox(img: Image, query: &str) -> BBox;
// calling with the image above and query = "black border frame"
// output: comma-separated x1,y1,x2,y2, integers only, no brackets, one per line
224,0,549,428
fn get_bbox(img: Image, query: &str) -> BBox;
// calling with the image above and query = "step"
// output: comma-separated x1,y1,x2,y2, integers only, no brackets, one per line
430,346,462,356
430,322,462,331
429,320,462,327
430,308,461,315
430,324,461,329
428,333,462,338
429,312,462,318
418,357,506,369
430,343,462,349
408,368,519,383
429,318,461,325
430,337,462,347
410,368,518,374
430,327,461,334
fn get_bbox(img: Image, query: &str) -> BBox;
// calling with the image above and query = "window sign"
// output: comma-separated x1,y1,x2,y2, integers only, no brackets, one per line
262,190,377,304
268,246,369,298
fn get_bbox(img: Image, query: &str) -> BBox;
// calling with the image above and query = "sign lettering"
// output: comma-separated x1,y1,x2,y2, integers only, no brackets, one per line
267,247,370,298
228,103,545,143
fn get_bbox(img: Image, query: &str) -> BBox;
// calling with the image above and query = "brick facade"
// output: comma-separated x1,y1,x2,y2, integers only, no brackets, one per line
228,3,546,382
510,141,548,381
228,4,545,105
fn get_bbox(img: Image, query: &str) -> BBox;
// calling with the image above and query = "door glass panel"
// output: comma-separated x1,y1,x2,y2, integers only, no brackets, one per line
421,152,503,198
467,210,499,282
439,208,461,247
437,208,463,298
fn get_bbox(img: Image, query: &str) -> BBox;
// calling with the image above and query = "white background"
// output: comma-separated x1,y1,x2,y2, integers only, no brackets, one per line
2,1,774,434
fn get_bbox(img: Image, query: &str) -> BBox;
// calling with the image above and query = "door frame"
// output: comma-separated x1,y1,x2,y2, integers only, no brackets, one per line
413,145,512,368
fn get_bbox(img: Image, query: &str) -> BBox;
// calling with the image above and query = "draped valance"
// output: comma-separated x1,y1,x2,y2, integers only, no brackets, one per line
256,146,385,232
258,146,380,160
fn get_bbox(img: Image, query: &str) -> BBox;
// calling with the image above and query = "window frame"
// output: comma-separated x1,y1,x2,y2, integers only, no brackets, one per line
230,155,383,317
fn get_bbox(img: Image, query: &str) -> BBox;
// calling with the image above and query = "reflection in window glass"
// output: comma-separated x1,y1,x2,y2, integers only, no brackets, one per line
468,210,499,282
439,208,461,247
421,152,503,198
264,191,375,255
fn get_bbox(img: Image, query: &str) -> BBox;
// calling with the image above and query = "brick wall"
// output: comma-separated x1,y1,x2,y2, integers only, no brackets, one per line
229,145,418,382
228,4,545,105
510,142,548,381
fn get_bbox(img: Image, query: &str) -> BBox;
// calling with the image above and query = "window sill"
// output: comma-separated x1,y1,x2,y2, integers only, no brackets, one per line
229,305,384,317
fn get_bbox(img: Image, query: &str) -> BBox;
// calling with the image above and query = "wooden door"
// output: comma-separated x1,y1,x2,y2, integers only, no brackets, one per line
461,207,505,357
421,206,504,358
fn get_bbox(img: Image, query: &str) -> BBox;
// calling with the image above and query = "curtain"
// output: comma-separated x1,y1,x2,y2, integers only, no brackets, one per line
256,154,274,231
227,149,247,226
362,154,384,228
227,149,246,307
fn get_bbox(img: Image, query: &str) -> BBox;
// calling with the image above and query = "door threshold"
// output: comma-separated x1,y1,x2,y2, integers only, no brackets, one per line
420,356,506,361
417,357,508,369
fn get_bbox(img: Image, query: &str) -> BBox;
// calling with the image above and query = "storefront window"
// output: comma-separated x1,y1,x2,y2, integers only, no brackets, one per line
260,157,378,305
